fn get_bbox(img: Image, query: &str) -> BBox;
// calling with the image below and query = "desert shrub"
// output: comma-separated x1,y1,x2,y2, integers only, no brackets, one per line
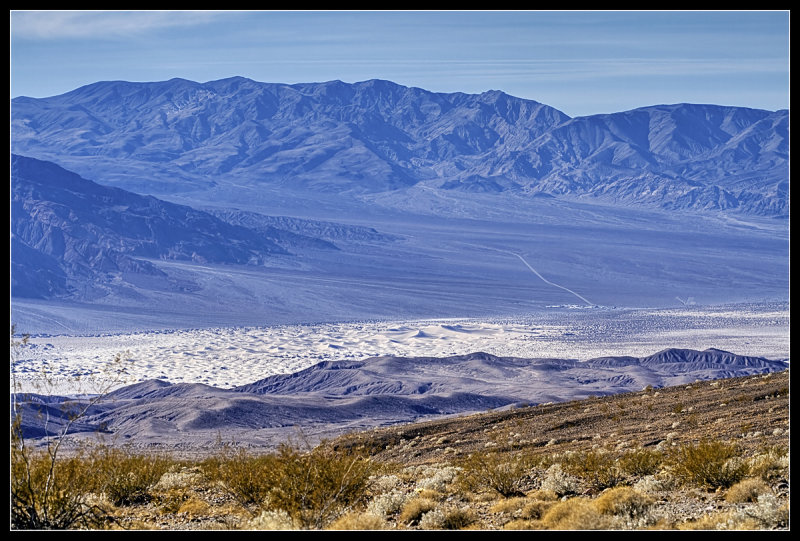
416,465,461,493
398,497,437,526
748,445,789,482
539,464,581,497
327,511,388,530
207,450,279,508
679,495,789,532
366,489,410,518
560,450,624,492
632,471,677,493
263,442,375,529
10,443,112,529
540,497,612,530
736,493,789,529
618,448,663,478
418,505,476,530
592,486,654,519
96,448,174,506
10,327,133,530
669,439,750,490
457,451,535,497
368,473,404,494
725,478,771,504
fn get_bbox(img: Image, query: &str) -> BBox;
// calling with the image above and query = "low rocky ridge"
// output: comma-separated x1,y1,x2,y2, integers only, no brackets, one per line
13,348,788,452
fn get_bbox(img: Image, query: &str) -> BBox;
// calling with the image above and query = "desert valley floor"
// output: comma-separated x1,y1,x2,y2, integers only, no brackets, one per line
13,301,789,397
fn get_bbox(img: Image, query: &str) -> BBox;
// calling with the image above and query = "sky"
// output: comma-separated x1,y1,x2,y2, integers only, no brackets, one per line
9,10,790,118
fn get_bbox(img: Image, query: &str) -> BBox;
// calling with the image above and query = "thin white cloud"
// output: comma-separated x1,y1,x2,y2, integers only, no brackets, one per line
10,10,232,40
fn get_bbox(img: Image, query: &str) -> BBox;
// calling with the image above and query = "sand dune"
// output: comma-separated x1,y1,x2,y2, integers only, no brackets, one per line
12,303,789,397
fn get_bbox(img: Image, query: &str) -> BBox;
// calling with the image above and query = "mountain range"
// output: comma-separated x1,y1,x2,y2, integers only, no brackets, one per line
14,348,789,448
9,78,790,329
11,77,788,216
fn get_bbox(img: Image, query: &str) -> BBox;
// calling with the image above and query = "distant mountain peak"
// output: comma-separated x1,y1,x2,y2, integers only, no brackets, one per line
10,77,788,216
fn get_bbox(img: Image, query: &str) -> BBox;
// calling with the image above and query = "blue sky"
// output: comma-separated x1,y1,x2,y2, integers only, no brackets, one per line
10,10,790,117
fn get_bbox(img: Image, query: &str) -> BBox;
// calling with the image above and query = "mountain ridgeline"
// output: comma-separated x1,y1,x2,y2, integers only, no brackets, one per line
11,77,788,216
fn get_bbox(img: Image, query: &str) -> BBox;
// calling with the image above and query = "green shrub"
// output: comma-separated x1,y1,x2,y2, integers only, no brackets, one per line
560,450,624,492
204,449,279,508
457,451,535,497
97,448,174,506
669,439,750,490
263,442,375,529
618,448,663,478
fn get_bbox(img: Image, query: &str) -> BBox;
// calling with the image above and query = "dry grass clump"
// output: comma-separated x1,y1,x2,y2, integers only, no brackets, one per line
593,486,655,529
725,478,771,503
398,497,437,526
327,511,389,530
539,497,613,530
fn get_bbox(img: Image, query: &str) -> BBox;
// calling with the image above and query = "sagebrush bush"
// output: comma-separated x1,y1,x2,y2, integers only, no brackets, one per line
367,489,410,518
539,464,581,497
418,505,476,530
416,465,461,493
245,509,298,530
748,446,789,482
669,439,750,490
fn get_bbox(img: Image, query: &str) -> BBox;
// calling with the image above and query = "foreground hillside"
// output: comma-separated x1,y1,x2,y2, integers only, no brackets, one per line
13,369,788,530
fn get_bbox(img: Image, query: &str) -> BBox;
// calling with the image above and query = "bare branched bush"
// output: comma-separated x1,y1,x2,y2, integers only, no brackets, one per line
10,324,134,530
